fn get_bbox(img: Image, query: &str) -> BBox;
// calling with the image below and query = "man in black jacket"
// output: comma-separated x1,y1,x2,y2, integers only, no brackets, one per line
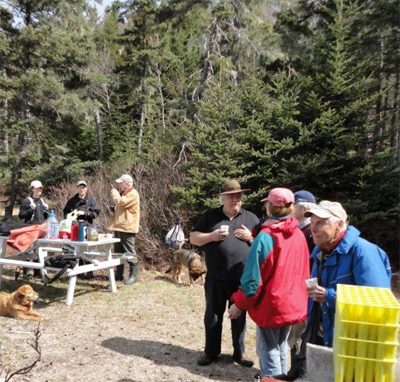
63,181,100,224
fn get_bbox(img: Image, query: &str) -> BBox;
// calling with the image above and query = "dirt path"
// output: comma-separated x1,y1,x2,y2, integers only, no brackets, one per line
0,270,258,382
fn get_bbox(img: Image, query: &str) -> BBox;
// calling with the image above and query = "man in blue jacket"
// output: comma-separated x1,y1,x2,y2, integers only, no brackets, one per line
305,201,391,348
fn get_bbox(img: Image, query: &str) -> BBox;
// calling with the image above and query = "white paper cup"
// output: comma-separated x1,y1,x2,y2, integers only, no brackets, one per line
220,225,229,233
105,233,113,239
305,278,318,288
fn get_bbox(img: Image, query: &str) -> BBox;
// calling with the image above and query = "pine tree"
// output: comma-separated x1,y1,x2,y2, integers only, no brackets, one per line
0,0,99,217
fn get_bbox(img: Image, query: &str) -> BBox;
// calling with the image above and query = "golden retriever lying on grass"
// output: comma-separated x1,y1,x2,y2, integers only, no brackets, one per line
0,284,45,321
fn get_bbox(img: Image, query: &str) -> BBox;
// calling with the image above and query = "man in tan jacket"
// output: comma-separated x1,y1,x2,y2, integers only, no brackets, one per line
109,174,140,285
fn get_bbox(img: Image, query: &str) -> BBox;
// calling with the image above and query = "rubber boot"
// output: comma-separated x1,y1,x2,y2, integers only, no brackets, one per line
296,357,306,379
278,348,307,381
124,262,137,285
115,264,124,281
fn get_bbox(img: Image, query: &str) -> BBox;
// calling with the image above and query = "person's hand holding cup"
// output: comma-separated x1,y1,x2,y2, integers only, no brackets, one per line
220,225,229,233
306,278,318,297
213,225,229,241
306,278,327,303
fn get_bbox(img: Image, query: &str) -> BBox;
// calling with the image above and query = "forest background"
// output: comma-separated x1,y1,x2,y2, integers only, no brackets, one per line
0,0,399,269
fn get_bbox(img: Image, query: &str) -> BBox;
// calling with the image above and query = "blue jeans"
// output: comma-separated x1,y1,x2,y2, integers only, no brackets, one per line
256,326,291,377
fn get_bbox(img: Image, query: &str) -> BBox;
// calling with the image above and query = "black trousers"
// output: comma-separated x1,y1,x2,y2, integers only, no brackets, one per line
204,278,246,358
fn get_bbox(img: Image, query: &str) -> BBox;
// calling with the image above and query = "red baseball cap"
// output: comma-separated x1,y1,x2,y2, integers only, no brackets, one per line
261,188,294,206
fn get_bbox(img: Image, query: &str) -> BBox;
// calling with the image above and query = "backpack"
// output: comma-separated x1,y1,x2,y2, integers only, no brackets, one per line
43,254,79,285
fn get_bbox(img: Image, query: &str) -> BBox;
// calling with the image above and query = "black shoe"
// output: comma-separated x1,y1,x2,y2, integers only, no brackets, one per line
272,374,288,380
233,353,254,367
197,353,217,366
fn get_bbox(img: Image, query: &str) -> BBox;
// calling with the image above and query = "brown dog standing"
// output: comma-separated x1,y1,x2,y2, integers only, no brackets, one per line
167,249,206,286
0,284,45,321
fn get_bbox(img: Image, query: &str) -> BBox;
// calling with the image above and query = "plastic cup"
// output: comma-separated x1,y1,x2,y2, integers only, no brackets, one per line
105,233,113,239
220,225,229,233
305,278,318,288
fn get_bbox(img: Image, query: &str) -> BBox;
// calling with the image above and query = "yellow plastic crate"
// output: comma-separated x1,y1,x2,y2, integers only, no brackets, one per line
334,284,400,382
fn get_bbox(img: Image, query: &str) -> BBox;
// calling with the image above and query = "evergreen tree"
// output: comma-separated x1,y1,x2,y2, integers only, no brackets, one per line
0,0,99,216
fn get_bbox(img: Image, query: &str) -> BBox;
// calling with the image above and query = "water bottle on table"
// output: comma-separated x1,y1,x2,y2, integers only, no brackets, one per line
46,210,59,239
78,222,85,242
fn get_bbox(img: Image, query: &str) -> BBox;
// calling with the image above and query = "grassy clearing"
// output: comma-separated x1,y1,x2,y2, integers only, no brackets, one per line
0,268,258,382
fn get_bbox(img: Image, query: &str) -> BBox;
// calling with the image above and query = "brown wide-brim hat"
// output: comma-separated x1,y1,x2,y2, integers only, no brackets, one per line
216,180,251,196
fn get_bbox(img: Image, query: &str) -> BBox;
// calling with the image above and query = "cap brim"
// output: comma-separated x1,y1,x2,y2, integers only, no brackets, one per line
115,179,123,183
304,209,332,219
217,189,250,196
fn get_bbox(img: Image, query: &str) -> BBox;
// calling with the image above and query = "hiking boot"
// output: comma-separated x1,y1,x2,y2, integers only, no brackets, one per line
197,353,217,366
233,353,254,367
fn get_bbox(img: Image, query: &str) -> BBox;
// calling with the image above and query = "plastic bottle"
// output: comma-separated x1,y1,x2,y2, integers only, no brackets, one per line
46,210,59,239
71,221,79,241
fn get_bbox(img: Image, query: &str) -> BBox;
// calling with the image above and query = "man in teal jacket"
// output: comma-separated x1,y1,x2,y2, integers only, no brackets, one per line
305,201,391,348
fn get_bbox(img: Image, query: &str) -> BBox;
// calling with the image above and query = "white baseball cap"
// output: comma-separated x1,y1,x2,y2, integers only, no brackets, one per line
30,180,43,189
115,174,133,185
304,201,347,222
76,180,87,187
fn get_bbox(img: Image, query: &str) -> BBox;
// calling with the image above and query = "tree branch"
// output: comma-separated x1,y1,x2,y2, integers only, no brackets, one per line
5,323,42,382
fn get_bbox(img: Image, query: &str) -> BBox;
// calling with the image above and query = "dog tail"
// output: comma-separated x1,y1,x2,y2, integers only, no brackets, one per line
165,266,172,274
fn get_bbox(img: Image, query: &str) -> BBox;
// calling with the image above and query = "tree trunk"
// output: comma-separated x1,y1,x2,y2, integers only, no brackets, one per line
5,2,32,219
392,69,400,165
1,70,9,156
372,29,384,155
4,131,26,219
192,17,219,103
154,63,166,133
95,108,103,162
138,105,145,155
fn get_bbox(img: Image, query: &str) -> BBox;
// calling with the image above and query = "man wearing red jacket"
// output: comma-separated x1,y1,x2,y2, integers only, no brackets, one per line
229,188,310,379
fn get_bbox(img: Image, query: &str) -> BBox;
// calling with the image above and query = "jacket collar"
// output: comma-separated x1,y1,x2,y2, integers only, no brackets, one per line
311,225,361,264
261,216,298,234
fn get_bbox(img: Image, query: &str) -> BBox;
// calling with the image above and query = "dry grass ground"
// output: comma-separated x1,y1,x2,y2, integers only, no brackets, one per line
0,267,399,382
0,268,258,382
